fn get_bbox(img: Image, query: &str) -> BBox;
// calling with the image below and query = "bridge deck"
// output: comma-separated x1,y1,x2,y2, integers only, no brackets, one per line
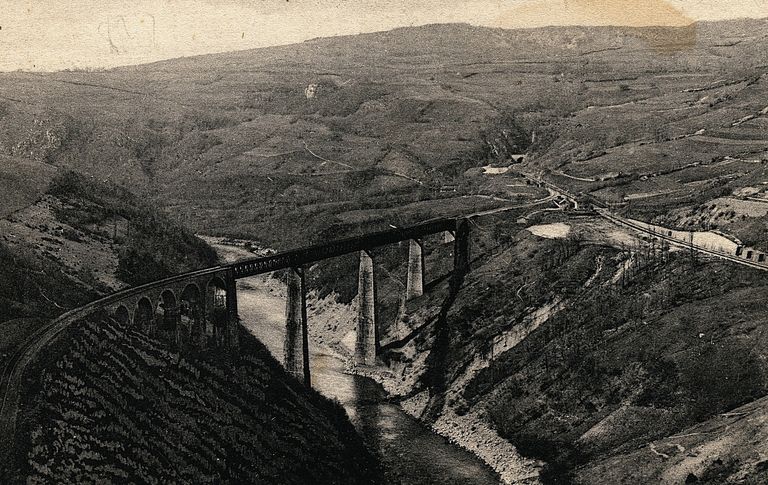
230,218,458,278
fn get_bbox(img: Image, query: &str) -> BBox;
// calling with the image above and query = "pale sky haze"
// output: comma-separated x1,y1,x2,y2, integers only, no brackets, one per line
1,0,766,71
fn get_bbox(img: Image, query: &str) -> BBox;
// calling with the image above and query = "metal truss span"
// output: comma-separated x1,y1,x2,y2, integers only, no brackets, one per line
230,218,458,278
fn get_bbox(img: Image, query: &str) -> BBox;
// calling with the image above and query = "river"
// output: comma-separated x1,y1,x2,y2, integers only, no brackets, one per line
235,278,502,485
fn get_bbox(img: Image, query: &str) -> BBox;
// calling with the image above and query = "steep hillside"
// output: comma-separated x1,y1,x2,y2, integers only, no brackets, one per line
7,312,381,484
2,20,767,248
0,170,217,324
45,171,217,285
1,170,381,484
578,393,768,484
309,211,768,484
0,170,218,397
466,252,768,483
0,156,56,218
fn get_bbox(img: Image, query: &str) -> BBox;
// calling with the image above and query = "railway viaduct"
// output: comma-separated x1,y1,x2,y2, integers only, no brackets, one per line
102,217,471,385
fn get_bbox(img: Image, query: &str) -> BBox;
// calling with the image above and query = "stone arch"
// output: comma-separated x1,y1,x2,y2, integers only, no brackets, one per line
134,297,153,331
160,288,177,307
114,305,130,325
180,283,202,318
206,277,228,309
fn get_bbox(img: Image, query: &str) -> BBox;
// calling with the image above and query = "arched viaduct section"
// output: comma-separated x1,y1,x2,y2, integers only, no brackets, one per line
104,267,240,351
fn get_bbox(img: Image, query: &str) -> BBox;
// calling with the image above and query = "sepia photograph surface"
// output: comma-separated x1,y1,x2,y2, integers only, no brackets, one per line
2,1,768,484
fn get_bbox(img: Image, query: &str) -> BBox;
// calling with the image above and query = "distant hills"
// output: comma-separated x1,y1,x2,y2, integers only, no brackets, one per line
3,19,768,484
1,19,767,247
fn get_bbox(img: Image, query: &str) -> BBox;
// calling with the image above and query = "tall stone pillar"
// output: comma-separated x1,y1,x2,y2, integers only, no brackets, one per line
355,250,377,366
191,301,206,350
170,307,183,351
225,270,240,352
284,267,310,385
406,239,425,300
454,218,471,275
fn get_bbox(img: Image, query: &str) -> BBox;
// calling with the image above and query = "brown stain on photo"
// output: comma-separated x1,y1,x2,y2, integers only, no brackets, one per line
493,0,697,52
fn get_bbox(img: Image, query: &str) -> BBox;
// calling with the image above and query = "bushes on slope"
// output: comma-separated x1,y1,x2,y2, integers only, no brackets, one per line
47,170,218,285
465,255,768,482
19,312,381,484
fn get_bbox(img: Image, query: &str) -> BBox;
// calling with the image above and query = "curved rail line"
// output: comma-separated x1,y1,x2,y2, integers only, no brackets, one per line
598,210,768,272
0,264,227,459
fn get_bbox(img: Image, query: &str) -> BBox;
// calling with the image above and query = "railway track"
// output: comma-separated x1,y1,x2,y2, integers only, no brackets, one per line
597,209,768,272
9,192,736,466
518,171,768,272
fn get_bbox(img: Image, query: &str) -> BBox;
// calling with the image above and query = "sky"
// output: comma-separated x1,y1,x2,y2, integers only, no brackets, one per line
1,0,766,71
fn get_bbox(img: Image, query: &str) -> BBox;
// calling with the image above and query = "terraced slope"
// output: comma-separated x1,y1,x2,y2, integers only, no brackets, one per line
12,313,380,484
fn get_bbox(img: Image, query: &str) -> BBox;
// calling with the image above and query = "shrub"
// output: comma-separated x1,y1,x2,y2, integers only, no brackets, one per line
47,171,218,285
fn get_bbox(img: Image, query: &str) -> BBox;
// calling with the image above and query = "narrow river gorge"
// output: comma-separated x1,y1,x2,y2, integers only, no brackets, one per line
207,239,502,484
238,279,501,484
